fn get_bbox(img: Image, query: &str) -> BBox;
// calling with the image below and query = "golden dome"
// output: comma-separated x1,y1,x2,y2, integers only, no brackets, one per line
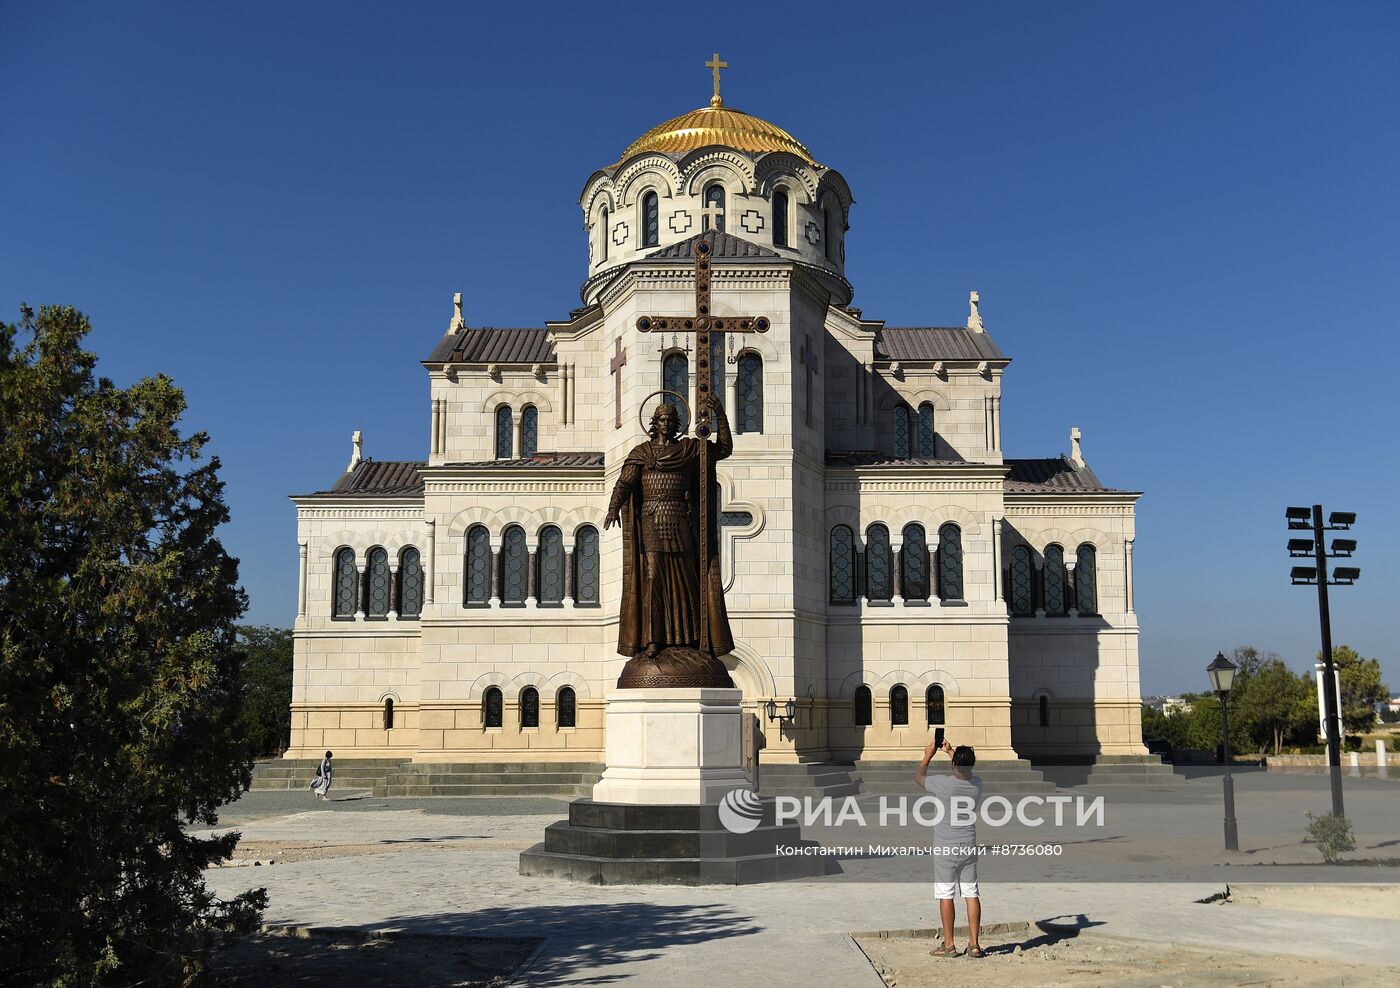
619,103,819,166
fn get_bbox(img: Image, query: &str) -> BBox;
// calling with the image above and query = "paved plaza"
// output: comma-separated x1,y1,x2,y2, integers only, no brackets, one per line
198,770,1400,985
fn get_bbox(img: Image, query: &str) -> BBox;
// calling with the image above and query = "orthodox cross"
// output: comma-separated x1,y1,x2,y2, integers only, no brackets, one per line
799,333,819,426
636,237,769,654
700,198,725,232
609,337,627,430
706,52,728,107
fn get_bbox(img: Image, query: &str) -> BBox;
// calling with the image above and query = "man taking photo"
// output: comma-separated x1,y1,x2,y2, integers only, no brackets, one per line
914,738,984,958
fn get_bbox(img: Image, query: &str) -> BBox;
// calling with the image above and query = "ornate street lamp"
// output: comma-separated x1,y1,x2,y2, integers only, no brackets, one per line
1207,651,1239,851
764,698,797,729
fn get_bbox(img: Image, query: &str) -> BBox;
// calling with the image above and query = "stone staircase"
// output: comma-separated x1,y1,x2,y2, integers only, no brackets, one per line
1030,755,1184,788
853,759,1056,796
380,762,603,797
757,761,861,799
249,758,409,793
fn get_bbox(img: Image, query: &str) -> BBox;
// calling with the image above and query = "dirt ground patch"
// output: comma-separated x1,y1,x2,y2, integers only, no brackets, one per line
209,930,538,987
856,932,1400,987
1226,883,1400,920
217,837,516,866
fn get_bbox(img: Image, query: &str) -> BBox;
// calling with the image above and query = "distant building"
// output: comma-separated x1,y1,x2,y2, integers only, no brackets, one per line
1160,697,1194,716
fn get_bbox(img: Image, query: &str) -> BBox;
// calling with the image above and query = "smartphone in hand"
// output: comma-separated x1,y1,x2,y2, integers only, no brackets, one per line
934,727,945,750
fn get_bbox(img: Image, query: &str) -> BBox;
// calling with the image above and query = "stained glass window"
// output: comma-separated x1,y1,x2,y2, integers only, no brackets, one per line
894,404,911,459
574,526,600,605
484,687,503,728
1076,544,1098,615
704,183,725,232
901,524,929,601
918,403,936,458
521,405,538,458
557,686,577,728
495,405,513,459
736,353,763,434
537,526,564,603
520,687,540,728
501,525,527,604
926,684,945,726
333,547,358,617
465,526,491,604
937,523,963,602
890,685,909,726
399,547,423,617
773,188,789,247
642,191,659,248
366,547,390,617
662,353,689,432
866,524,892,601
830,525,856,604
854,685,872,726
1044,545,1067,616
1010,545,1034,615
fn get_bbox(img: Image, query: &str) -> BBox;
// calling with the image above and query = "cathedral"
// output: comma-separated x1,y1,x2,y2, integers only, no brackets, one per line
287,62,1147,776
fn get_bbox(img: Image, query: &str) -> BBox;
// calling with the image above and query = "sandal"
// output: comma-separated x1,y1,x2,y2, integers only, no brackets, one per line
965,945,984,958
929,945,961,958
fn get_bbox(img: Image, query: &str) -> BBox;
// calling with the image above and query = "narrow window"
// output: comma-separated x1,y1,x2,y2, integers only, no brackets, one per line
484,687,503,728
1076,544,1098,615
824,200,840,262
1009,545,1034,615
890,684,909,726
383,697,395,730
1044,545,1068,616
773,188,789,247
1039,694,1050,727
926,684,945,726
398,547,423,618
333,547,358,617
500,525,527,604
854,685,873,727
495,405,513,459
736,353,763,434
557,686,577,728
642,191,659,248
366,547,390,618
900,524,929,601
918,403,936,458
893,404,911,459
520,686,540,729
662,352,689,432
866,524,892,602
599,205,608,262
703,183,725,232
937,523,964,601
829,525,856,604
465,525,491,604
537,525,564,604
520,405,538,458
574,525,600,605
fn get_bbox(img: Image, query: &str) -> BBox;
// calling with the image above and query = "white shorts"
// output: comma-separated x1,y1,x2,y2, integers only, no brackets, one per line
933,852,978,900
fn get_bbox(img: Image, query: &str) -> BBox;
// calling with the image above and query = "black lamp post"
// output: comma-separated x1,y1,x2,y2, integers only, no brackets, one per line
1207,651,1239,851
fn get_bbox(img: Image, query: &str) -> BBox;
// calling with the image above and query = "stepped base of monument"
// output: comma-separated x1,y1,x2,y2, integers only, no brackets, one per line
518,798,833,886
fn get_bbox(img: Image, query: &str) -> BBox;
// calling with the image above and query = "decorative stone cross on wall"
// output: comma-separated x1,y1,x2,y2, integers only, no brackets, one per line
799,333,819,426
609,337,627,430
701,199,725,233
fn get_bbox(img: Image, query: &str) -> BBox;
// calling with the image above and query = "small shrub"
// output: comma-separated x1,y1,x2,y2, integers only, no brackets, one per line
1305,812,1356,862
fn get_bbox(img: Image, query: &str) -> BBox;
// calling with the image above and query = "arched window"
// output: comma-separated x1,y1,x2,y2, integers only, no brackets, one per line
537,525,564,604
333,547,358,618
829,525,856,604
574,525,600,605
1009,545,1034,615
1039,694,1050,727
926,684,945,726
853,685,873,727
866,524,892,602
893,404,911,459
465,525,491,604
500,525,527,604
599,205,608,262
557,686,577,728
1076,544,1098,615
383,697,395,730
641,191,659,248
824,200,840,262
937,523,963,601
662,352,689,432
520,405,538,458
900,523,929,601
495,405,513,459
520,686,540,728
366,547,390,618
1044,544,1068,616
772,188,789,247
918,403,936,458
890,684,909,726
736,353,763,434
399,547,423,618
484,686,503,728
703,183,725,232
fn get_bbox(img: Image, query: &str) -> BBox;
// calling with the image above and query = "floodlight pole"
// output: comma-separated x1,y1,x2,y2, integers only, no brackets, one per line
1311,504,1345,818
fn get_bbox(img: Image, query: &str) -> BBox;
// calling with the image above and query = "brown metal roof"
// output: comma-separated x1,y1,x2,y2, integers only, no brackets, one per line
322,460,425,496
441,453,605,468
1004,457,1112,492
876,327,1007,362
426,327,556,365
647,230,779,260
825,451,969,467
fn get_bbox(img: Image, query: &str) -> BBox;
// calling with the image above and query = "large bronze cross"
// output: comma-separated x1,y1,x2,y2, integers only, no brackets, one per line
635,237,768,654
609,337,627,430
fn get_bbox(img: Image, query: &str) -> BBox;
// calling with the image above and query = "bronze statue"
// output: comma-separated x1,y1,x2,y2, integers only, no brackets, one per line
604,394,735,688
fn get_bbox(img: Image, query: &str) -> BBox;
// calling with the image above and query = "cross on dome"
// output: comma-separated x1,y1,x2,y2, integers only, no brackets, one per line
705,52,728,107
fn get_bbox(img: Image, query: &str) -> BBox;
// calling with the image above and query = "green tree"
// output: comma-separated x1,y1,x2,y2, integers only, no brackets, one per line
235,625,293,758
1322,645,1388,735
1234,656,1309,754
0,305,264,984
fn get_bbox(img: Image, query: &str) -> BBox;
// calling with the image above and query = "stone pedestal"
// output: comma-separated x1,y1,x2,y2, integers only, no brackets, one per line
591,688,750,805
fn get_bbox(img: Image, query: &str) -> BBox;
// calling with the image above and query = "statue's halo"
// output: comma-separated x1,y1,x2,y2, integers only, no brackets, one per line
637,389,692,434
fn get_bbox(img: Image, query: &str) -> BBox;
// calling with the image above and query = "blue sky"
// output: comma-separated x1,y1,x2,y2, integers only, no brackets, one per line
3,2,1396,695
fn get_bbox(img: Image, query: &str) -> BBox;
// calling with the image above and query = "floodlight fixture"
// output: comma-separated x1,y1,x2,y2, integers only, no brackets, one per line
1331,567,1361,585
1287,538,1314,557
1328,511,1356,529
1286,506,1312,530
1329,539,1356,557
1290,566,1318,585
